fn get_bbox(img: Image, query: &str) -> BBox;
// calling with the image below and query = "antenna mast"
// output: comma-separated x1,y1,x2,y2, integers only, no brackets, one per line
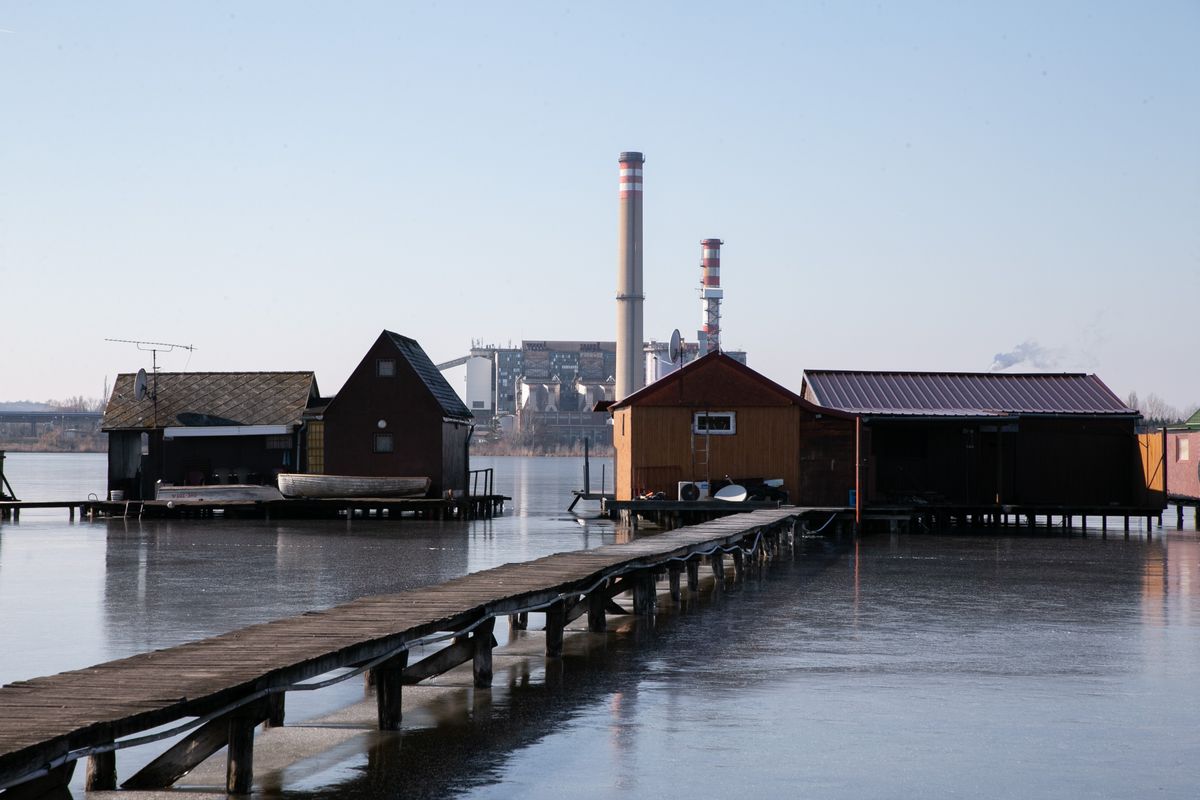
105,338,196,428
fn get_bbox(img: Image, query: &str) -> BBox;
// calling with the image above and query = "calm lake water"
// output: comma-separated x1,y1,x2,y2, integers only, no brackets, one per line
1,453,1198,798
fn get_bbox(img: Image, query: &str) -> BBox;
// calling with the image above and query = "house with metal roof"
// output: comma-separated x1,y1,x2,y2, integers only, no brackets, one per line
317,331,474,497
610,352,857,505
800,370,1163,512
102,372,321,499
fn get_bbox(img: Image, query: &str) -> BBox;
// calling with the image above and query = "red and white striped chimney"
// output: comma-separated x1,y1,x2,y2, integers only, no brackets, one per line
615,152,646,400
698,238,723,354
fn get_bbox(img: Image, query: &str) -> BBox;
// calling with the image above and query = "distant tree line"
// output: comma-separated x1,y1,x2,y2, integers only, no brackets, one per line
1126,391,1199,428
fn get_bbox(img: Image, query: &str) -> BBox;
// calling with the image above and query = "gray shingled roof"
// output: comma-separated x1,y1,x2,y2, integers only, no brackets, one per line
385,331,473,420
803,371,1136,417
102,372,317,431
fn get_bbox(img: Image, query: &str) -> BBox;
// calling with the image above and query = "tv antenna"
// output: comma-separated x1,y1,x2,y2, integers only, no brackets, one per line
105,338,196,428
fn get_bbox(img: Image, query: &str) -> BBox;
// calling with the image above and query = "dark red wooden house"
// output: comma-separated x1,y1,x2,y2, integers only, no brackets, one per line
801,370,1162,511
319,331,474,497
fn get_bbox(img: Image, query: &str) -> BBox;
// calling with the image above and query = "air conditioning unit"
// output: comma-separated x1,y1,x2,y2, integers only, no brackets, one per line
677,481,709,501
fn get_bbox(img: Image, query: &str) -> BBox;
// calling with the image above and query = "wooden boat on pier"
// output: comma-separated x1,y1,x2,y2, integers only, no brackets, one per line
277,473,430,498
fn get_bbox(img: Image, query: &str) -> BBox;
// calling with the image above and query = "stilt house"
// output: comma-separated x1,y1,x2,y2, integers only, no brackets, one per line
801,370,1164,511
317,331,474,497
609,352,857,505
101,372,320,500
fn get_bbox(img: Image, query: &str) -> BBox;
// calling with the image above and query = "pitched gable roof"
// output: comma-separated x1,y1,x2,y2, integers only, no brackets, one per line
102,372,318,431
610,352,851,416
802,370,1135,417
384,331,473,420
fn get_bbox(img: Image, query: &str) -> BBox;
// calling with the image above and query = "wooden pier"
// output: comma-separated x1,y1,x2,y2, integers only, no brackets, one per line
860,503,1169,536
0,508,810,797
0,494,509,523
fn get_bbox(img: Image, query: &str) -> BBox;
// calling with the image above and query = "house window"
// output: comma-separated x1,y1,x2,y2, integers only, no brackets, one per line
472,401,485,409
374,433,394,453
264,434,292,450
307,421,325,473
377,359,396,377
1179,438,1190,462
693,411,736,435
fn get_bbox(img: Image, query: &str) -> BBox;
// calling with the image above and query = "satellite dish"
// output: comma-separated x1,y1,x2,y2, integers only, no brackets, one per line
134,368,149,401
714,484,748,502
669,329,682,364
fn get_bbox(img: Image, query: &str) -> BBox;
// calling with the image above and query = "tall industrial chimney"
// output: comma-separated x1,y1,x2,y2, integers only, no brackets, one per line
615,151,645,401
697,238,723,354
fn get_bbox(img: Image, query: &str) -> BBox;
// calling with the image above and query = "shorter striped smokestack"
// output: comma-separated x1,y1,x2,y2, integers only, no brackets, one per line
698,238,723,354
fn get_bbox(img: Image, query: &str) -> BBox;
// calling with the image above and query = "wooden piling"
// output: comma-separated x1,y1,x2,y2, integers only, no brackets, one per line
265,691,286,728
587,590,607,632
667,565,682,602
85,751,116,791
544,601,565,659
731,549,744,580
473,618,495,688
226,706,258,795
710,552,726,582
686,558,700,592
632,572,657,615
375,650,409,731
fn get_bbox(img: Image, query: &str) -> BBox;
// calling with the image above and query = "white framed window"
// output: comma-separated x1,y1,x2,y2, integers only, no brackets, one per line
693,411,736,435
1179,438,1190,461
377,359,396,377
374,433,394,453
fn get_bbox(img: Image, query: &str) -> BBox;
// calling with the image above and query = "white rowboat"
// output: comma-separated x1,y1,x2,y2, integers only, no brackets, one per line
276,474,431,499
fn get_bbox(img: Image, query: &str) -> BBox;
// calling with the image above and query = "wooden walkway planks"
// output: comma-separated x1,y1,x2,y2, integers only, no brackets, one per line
0,507,805,794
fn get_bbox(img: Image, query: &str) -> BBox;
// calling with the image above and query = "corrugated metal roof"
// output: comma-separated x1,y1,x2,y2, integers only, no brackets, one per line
385,331,473,420
802,371,1135,416
102,372,317,431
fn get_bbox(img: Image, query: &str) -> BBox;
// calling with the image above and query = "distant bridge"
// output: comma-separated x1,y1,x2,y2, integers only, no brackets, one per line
0,411,102,426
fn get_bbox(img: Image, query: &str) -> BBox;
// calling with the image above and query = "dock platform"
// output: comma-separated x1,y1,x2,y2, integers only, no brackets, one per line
0,508,813,796
0,494,510,523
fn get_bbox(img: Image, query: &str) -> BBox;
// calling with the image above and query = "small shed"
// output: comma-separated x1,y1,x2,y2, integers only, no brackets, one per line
610,352,856,504
101,372,320,499
1166,410,1200,501
320,331,474,497
801,370,1160,510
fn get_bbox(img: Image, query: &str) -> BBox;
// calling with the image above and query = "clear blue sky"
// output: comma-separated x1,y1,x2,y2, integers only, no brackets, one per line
2,1,1197,408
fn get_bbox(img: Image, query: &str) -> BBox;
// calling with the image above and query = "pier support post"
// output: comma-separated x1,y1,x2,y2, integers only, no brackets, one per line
226,705,258,795
265,691,286,728
686,558,700,592
1178,505,1184,530
1124,516,1130,537
473,617,495,688
710,552,726,582
731,549,744,580
375,650,410,731
86,751,117,791
632,572,657,615
587,590,607,632
509,611,528,630
545,601,565,659
668,564,682,602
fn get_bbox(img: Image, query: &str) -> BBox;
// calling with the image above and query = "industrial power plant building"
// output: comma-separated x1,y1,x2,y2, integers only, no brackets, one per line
444,339,745,447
